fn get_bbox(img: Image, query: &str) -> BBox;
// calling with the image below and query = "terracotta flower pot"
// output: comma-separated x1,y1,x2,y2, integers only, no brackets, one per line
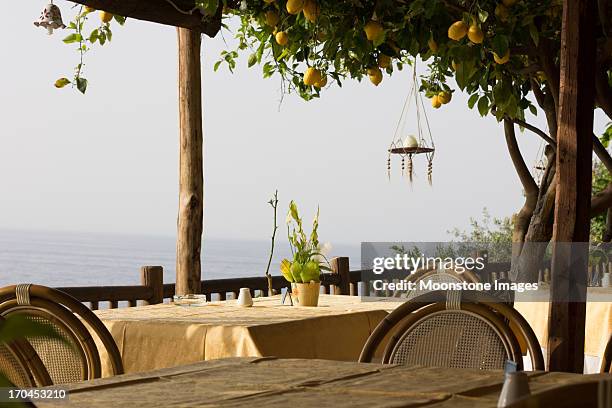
295,282,320,307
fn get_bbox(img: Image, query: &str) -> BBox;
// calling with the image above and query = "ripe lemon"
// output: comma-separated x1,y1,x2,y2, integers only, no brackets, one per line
451,60,460,71
265,10,279,27
303,0,320,22
438,91,452,104
275,31,289,46
367,67,383,86
468,24,484,44
100,11,113,23
304,67,322,86
493,50,510,64
364,20,384,42
502,0,517,6
495,4,510,21
378,55,391,69
286,0,304,15
448,21,468,41
314,74,327,88
431,95,442,109
428,37,438,53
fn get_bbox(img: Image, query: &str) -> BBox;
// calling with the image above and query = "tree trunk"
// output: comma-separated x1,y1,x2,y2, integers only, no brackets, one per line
175,28,203,296
548,0,596,373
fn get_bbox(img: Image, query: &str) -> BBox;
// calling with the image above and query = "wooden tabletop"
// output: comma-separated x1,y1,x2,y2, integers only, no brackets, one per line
38,357,610,407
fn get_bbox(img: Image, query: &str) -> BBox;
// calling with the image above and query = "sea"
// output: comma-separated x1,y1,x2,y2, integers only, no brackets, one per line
0,229,361,288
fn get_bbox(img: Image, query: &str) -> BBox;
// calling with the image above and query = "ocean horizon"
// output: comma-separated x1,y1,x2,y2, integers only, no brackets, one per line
0,229,361,288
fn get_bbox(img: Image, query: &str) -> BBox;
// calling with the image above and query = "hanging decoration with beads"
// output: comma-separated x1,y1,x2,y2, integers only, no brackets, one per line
387,61,435,185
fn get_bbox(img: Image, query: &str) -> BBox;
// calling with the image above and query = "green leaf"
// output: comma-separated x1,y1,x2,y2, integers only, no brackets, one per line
477,96,489,116
491,35,509,57
468,93,479,109
213,60,222,71
89,29,99,43
478,9,489,23
529,23,539,46
0,315,66,344
54,78,71,88
113,15,127,25
528,104,538,116
247,53,258,67
76,77,88,94
63,33,82,44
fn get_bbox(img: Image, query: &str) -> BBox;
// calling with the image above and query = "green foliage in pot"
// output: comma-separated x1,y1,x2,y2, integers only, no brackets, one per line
280,200,330,283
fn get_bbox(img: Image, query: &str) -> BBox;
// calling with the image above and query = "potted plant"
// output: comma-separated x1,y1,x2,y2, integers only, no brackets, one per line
280,201,330,306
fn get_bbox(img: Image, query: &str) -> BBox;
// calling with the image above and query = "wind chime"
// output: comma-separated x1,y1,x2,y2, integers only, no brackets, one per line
34,1,66,35
387,63,436,185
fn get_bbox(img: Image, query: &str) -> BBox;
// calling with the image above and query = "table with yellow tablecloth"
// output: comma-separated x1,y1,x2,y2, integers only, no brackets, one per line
93,295,401,375
515,287,612,372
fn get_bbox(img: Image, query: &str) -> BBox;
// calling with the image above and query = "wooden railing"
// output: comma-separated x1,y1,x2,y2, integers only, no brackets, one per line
58,266,163,310
57,256,609,310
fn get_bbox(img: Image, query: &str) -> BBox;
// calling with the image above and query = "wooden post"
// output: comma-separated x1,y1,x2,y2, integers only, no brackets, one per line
176,28,204,296
330,257,350,295
547,0,596,373
140,266,164,305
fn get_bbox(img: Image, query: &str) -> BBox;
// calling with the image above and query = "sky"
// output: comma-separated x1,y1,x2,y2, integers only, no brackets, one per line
0,2,610,246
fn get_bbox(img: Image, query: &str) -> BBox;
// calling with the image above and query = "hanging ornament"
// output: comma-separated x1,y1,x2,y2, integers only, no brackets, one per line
387,61,436,185
34,1,66,35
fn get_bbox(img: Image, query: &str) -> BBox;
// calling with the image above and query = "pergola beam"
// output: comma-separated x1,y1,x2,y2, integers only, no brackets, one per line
175,28,204,296
68,0,222,36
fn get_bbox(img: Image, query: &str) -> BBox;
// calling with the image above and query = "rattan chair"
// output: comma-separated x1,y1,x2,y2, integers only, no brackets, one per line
394,267,480,299
0,284,123,384
359,290,544,370
0,316,53,387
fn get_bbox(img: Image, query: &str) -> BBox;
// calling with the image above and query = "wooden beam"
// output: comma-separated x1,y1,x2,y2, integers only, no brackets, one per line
547,0,597,373
176,28,203,296
67,0,222,36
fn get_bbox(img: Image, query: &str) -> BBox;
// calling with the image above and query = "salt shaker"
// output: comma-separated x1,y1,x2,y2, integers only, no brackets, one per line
497,372,531,407
237,288,253,307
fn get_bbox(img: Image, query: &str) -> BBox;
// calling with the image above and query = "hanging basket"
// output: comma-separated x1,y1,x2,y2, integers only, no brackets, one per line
387,61,436,185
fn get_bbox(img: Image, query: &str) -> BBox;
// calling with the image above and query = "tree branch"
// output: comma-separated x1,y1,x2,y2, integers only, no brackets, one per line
591,183,612,217
595,66,612,119
504,120,539,196
593,134,612,173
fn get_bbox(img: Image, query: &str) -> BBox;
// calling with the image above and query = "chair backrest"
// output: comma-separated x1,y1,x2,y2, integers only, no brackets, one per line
360,290,544,370
0,284,123,384
0,315,52,387
396,267,480,299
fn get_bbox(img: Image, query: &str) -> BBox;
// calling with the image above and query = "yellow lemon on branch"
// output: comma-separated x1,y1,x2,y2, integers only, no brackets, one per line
275,31,289,46
364,20,384,42
367,67,383,86
493,50,510,64
286,0,304,15
304,67,322,86
100,11,113,23
468,24,484,44
448,21,468,41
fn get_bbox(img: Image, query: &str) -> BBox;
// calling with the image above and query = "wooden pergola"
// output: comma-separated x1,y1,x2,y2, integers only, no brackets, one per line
66,0,599,373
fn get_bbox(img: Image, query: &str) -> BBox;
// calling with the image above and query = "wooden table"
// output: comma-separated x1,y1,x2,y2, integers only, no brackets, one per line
93,295,401,375
38,357,610,407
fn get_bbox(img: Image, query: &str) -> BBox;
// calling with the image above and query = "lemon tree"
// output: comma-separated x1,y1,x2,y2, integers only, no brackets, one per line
216,0,612,281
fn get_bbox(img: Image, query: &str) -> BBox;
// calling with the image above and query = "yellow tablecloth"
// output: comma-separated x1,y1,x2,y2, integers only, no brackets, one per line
94,295,400,375
515,287,612,369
